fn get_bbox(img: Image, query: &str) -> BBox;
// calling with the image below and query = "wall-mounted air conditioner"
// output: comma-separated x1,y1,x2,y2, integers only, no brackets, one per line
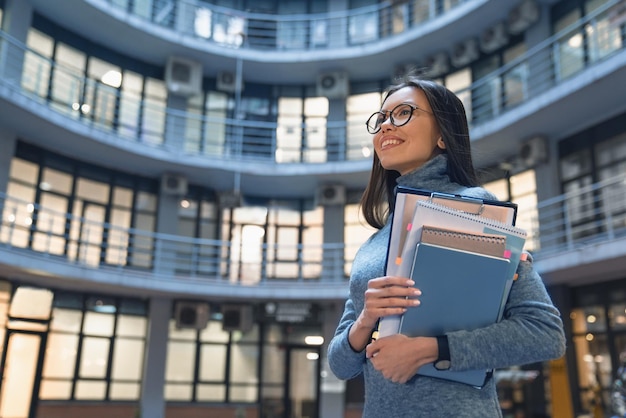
450,39,479,68
216,71,241,93
316,72,349,99
165,56,202,97
219,191,242,208
423,52,449,78
480,22,509,53
518,136,548,168
222,304,254,332
175,301,210,330
317,185,346,206
161,173,188,196
508,0,540,35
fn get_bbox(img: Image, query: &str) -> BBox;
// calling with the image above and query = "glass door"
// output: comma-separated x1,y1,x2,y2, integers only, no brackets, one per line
0,331,45,418
286,345,320,418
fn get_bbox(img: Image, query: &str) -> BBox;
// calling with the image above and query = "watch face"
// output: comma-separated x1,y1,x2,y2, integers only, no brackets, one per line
434,359,451,371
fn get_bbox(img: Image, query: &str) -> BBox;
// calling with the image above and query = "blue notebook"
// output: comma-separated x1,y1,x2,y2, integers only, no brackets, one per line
400,242,511,387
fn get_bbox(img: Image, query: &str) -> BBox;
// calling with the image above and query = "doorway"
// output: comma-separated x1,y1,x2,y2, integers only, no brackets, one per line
261,344,320,418
0,330,45,418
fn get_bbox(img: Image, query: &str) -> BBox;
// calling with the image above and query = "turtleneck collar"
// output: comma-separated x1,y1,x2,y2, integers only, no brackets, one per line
396,154,461,193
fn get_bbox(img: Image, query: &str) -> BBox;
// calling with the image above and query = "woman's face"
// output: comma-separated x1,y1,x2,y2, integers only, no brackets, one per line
372,86,444,175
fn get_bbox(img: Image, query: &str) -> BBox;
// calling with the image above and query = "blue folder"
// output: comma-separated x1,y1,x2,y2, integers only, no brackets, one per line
400,242,511,387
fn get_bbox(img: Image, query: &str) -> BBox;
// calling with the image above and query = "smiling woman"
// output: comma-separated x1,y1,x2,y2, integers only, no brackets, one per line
327,75,566,418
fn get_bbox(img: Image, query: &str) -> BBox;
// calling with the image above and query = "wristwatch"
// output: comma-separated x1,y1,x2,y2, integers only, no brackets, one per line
434,335,451,371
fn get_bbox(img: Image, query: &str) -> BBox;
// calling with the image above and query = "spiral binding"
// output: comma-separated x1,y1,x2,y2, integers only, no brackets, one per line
417,200,527,237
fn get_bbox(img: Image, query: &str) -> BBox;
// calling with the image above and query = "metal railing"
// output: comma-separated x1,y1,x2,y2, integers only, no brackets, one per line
96,0,471,52
0,0,624,164
0,171,624,289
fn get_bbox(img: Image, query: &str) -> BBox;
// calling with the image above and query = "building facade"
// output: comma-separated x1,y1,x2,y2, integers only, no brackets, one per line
0,0,625,417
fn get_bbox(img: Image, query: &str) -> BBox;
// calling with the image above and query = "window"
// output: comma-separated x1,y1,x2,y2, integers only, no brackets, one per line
346,92,380,161
344,203,375,276
39,293,147,401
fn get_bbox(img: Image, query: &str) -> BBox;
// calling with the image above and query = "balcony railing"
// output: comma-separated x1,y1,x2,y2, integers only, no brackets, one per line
0,0,624,164
1,172,625,290
96,0,471,52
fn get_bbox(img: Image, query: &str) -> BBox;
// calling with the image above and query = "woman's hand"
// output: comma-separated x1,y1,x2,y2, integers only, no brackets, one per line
366,334,438,384
348,276,420,352
362,276,421,329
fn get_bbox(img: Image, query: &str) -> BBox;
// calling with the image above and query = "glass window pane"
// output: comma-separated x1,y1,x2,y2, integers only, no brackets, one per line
76,178,110,204
197,384,226,401
74,380,107,400
230,343,258,383
39,380,72,400
79,337,110,378
50,308,82,333
199,344,227,380
166,341,196,382
116,315,147,337
110,382,140,400
10,158,39,185
199,320,230,343
164,384,192,401
83,311,115,336
42,333,79,378
112,339,144,380
9,287,53,319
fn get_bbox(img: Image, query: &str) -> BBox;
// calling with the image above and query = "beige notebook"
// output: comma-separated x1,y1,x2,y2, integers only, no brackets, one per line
420,225,506,259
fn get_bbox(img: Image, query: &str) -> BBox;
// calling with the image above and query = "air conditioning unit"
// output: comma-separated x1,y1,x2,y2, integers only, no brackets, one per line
219,191,242,208
518,136,548,168
423,52,449,78
317,185,346,206
161,173,188,196
216,71,241,93
316,72,349,99
165,56,203,97
508,0,540,35
222,304,253,332
480,22,509,53
175,301,210,330
450,39,479,68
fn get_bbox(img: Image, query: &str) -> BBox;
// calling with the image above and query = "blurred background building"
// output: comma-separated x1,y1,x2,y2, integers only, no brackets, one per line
0,0,625,417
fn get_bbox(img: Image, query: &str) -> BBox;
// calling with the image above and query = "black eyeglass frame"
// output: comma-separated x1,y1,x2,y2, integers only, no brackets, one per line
365,103,432,134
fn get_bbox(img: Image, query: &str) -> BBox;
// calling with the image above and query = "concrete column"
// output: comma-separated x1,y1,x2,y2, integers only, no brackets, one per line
140,297,171,418
0,129,17,195
0,0,32,83
319,302,346,418
153,190,181,275
525,3,555,98
163,94,188,152
326,99,347,161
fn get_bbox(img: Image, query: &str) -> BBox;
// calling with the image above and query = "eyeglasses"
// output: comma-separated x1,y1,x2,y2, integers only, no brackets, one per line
365,103,432,134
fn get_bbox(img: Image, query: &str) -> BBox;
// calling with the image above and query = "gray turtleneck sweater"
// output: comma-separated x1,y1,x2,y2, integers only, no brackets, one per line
327,155,565,418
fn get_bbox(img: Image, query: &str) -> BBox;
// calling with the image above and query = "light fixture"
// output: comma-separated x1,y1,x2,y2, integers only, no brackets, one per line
305,335,324,345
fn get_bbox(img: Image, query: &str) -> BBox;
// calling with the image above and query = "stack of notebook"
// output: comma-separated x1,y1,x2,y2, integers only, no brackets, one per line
377,186,528,387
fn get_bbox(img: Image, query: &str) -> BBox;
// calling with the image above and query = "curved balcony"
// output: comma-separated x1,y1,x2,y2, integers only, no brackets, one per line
34,0,491,65
1,0,626,193
1,172,625,298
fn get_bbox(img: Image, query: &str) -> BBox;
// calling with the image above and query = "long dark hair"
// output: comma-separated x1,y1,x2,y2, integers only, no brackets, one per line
361,77,480,229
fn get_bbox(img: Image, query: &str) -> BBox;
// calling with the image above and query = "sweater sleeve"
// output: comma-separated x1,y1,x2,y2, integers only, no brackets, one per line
446,254,566,371
327,298,368,380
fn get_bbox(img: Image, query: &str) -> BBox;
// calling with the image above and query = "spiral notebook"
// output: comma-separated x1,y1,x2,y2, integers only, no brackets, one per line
378,199,527,338
386,186,518,281
401,241,511,387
